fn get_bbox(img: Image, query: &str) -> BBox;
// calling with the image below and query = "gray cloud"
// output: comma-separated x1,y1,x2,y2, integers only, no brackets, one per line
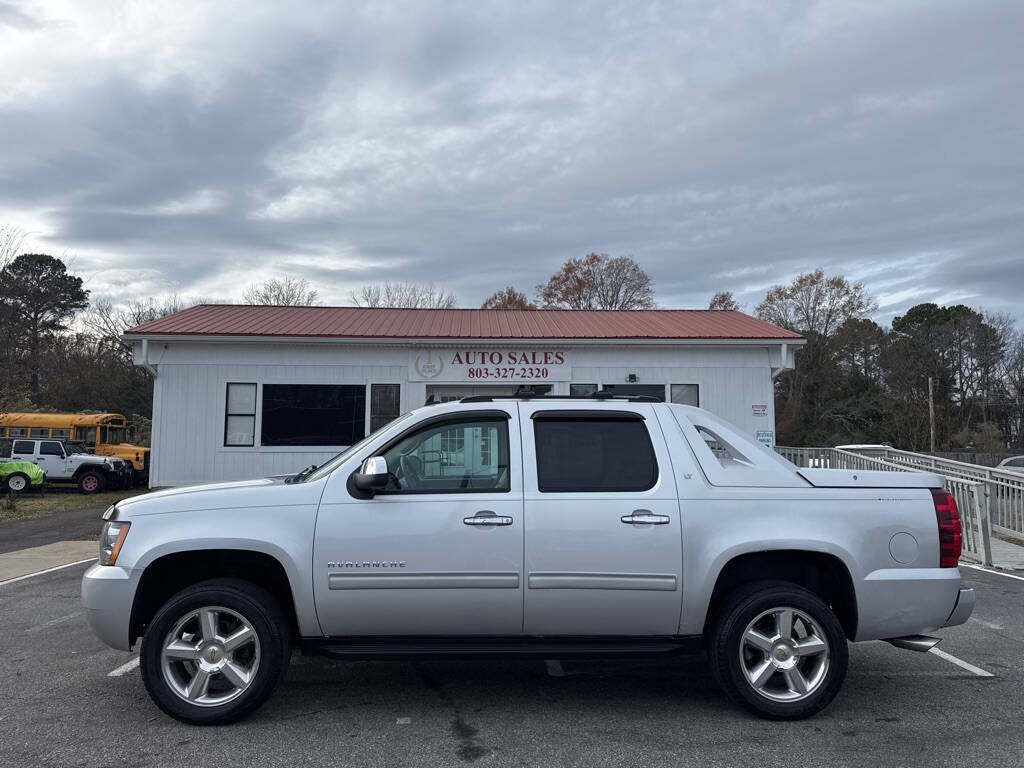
0,0,1021,320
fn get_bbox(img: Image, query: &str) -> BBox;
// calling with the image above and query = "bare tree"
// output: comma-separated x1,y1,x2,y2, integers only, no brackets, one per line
756,269,875,336
0,224,28,270
481,287,535,310
351,282,457,309
243,277,321,306
708,291,740,311
537,253,655,310
83,295,219,364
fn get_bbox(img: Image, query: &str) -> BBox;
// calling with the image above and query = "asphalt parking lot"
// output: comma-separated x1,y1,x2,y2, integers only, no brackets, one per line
0,561,1021,768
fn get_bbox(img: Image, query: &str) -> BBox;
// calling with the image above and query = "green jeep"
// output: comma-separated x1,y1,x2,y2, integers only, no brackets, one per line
1,461,45,493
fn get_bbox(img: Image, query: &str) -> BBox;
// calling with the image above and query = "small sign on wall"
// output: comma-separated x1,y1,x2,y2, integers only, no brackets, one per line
752,403,768,417
755,430,774,447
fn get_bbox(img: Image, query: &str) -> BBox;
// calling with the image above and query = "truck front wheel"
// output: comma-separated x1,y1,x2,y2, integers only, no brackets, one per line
139,579,290,725
709,580,848,720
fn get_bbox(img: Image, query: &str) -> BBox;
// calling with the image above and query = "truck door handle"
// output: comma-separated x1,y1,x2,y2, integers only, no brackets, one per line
621,510,670,525
463,511,513,527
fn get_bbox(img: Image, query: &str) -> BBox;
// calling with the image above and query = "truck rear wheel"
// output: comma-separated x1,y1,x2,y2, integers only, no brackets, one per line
709,580,848,720
78,470,106,494
140,579,289,725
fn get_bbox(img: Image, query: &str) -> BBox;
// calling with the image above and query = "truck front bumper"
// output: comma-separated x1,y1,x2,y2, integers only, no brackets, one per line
943,585,975,628
81,563,137,650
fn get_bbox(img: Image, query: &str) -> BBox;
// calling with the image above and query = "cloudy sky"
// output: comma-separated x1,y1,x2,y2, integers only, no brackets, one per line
1,0,1021,322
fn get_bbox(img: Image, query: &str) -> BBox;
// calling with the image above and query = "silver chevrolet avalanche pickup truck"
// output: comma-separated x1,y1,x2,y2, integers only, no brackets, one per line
82,396,974,724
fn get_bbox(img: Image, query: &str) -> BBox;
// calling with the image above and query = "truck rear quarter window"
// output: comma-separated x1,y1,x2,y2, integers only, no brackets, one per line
533,413,657,493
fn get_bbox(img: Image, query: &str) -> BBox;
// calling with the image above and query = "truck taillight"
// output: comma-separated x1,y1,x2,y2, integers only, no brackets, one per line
931,488,962,568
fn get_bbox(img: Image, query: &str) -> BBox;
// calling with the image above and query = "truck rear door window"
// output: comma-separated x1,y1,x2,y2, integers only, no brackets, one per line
533,414,657,492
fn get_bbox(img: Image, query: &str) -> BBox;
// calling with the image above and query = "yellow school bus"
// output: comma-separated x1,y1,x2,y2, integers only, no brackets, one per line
0,412,150,484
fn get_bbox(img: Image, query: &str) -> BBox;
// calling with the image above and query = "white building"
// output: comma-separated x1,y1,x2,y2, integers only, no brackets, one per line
125,306,803,486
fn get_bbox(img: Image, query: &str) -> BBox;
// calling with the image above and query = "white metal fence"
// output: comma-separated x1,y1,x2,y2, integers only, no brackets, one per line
776,446,997,566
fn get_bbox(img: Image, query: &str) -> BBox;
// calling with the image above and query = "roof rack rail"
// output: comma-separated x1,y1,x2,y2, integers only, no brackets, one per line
459,393,661,404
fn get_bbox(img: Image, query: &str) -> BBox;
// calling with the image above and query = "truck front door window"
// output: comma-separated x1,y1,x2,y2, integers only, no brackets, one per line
380,416,510,493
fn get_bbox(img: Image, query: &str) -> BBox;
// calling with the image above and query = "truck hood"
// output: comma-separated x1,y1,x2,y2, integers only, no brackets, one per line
797,468,944,488
113,476,323,517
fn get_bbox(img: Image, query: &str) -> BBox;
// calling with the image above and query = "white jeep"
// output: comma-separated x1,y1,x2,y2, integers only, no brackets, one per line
0,437,131,493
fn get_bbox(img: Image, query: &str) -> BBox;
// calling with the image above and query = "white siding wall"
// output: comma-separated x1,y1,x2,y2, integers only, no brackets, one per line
142,341,783,486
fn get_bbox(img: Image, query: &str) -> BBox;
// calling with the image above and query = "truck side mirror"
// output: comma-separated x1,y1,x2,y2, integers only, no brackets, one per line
352,456,389,494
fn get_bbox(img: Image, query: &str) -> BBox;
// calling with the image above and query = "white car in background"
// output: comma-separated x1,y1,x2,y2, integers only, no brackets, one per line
996,456,1024,474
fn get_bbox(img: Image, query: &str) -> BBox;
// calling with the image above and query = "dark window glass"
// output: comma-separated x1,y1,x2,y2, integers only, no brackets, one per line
30,428,49,438
370,384,401,432
261,384,366,446
8,427,27,437
569,383,598,397
40,441,64,456
534,416,658,492
51,428,71,439
513,384,553,396
599,384,665,401
224,382,257,447
378,415,510,494
12,440,34,455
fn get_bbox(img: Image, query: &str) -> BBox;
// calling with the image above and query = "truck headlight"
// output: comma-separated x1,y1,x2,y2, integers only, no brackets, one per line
99,521,131,566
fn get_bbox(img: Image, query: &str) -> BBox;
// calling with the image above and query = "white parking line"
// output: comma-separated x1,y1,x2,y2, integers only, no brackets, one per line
27,611,84,632
929,647,994,677
0,558,96,588
961,564,1024,582
107,657,140,677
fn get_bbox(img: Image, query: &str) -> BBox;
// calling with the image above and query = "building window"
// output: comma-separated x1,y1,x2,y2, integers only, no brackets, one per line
224,383,257,447
533,414,658,493
479,427,491,466
671,384,699,407
599,384,665,401
261,384,366,447
569,383,598,397
370,384,401,432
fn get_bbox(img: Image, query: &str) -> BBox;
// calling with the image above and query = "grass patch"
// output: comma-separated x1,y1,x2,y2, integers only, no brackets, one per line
0,488,149,522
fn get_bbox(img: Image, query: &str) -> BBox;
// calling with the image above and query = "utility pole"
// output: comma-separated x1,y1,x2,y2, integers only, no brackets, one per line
928,376,936,453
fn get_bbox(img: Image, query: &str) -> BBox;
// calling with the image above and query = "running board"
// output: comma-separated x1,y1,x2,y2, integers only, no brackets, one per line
303,636,702,660
885,635,941,652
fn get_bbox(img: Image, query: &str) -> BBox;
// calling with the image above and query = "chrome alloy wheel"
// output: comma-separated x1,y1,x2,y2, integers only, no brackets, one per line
160,605,261,707
739,607,830,702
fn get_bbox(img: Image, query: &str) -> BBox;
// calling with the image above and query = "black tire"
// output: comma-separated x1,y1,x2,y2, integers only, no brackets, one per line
709,580,848,720
5,472,31,493
121,467,135,489
140,579,290,725
77,470,106,494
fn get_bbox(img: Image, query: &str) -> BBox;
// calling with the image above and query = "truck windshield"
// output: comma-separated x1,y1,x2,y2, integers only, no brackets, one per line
300,412,414,483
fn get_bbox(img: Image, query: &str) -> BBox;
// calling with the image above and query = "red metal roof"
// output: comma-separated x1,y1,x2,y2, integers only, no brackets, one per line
124,305,803,341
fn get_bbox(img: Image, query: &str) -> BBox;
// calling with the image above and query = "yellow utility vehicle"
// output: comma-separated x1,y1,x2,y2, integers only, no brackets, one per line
0,412,149,485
